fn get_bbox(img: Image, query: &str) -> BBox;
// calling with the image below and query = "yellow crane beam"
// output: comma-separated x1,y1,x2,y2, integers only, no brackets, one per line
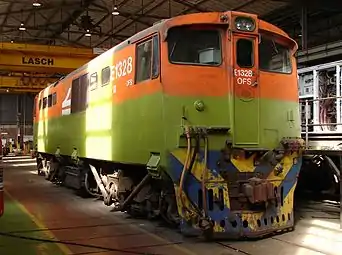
0,75,58,93
0,42,101,73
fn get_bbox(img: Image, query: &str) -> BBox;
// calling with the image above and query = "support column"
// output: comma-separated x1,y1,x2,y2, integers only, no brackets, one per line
340,155,342,229
300,6,308,50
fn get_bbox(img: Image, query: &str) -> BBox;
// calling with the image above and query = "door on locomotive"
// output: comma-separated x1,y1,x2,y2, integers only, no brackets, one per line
0,139,4,217
232,33,260,146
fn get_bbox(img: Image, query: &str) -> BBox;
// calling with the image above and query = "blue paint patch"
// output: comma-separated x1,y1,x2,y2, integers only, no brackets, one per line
169,153,240,236
168,151,301,238
282,157,302,199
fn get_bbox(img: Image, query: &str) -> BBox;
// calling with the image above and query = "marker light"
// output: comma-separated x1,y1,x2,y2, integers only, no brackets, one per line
235,17,255,32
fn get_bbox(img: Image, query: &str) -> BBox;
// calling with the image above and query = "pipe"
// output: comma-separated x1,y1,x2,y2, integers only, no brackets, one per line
113,174,151,212
89,164,109,199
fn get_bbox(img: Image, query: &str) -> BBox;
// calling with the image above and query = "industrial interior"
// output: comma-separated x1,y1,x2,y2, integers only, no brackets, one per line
0,0,341,254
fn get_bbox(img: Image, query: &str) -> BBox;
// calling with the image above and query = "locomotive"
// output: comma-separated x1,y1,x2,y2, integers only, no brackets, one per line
33,11,304,239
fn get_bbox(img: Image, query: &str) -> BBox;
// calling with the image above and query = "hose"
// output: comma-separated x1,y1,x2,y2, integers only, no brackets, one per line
201,136,208,215
178,126,202,216
178,125,193,214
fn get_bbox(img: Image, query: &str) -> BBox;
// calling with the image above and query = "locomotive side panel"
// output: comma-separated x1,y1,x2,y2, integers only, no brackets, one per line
109,34,165,164
257,31,301,149
34,33,165,165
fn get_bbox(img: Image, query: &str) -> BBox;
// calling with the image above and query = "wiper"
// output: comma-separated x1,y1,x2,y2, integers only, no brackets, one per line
272,39,279,54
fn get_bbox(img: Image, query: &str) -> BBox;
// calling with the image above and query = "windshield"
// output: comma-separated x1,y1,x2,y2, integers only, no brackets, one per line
259,34,292,74
167,26,222,66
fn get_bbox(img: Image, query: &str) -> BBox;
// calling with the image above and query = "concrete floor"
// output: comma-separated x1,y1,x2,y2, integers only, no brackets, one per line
1,155,341,255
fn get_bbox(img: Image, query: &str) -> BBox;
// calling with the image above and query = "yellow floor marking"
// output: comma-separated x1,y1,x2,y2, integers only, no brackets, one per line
4,189,72,255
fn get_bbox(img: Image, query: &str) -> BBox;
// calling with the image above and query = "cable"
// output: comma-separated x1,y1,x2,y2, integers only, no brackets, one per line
0,231,160,255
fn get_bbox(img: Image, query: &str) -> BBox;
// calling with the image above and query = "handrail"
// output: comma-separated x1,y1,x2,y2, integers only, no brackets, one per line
301,96,342,149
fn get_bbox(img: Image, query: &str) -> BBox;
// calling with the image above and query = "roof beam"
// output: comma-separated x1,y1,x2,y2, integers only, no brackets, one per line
0,2,84,16
73,0,133,43
47,0,94,41
270,0,342,11
95,0,212,47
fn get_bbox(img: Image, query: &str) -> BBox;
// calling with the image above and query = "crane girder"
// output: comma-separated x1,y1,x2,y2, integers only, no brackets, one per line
0,42,98,73
0,42,103,93
0,76,58,93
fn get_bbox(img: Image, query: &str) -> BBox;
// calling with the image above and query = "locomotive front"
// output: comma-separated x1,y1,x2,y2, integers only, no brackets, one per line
161,11,304,238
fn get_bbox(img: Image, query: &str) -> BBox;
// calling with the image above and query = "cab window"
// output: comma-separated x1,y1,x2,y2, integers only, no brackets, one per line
167,26,221,66
135,35,160,84
236,39,254,68
259,34,292,74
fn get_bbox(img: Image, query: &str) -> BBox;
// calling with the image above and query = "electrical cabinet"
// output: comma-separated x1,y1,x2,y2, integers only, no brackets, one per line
298,61,342,134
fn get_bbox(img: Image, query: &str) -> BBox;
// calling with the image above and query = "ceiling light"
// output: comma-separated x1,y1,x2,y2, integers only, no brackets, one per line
33,1,41,7
112,6,119,15
85,30,91,37
10,40,14,43
19,23,26,31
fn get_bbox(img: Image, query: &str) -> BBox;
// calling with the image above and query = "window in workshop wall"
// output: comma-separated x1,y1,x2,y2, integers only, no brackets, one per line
33,98,37,117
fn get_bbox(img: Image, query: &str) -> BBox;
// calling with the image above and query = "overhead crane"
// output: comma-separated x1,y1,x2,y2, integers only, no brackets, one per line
0,75,58,93
0,42,102,93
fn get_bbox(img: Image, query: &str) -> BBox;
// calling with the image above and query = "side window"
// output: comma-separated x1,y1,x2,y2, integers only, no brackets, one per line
48,94,52,107
136,39,152,83
90,72,98,90
101,67,110,86
42,97,47,109
52,92,57,105
71,74,89,113
236,39,254,68
152,35,160,78
71,78,80,114
79,73,89,111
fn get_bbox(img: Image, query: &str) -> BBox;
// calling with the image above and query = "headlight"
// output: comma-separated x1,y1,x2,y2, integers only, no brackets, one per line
235,17,255,32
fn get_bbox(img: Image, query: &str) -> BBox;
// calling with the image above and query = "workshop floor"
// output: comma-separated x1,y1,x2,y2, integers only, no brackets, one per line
1,155,341,255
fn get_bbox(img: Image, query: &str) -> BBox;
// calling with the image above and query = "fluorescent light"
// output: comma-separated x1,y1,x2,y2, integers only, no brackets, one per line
33,1,41,7
19,23,26,31
112,6,119,15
